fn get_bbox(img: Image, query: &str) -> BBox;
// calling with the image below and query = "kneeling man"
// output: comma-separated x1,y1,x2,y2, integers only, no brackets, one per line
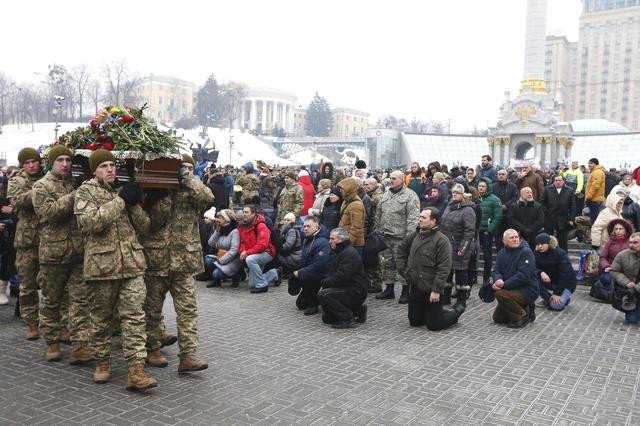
318,228,369,328
491,229,539,328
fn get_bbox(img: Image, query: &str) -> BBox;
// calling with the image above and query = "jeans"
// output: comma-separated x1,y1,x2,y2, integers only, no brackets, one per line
586,200,602,225
245,252,274,289
600,271,613,286
547,288,572,311
479,232,494,279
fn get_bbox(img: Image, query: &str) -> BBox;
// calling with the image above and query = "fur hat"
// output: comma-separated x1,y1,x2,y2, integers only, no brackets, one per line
182,154,195,166
89,149,116,173
283,212,296,222
355,159,367,169
17,147,41,166
451,183,465,194
47,145,72,165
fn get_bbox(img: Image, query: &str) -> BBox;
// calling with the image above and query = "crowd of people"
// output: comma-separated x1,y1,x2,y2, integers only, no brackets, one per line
3,148,640,391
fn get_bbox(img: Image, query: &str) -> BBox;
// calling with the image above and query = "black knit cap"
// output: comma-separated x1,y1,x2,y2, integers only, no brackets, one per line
17,147,41,166
89,149,116,173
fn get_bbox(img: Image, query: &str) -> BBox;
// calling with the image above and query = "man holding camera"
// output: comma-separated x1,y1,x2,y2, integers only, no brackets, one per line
7,148,45,340
610,232,640,324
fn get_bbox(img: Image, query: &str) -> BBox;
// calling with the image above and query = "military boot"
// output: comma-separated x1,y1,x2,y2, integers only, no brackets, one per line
93,360,111,384
159,330,177,348
398,286,409,304
69,343,93,365
58,327,71,345
126,363,158,391
375,284,395,300
178,354,208,373
46,343,62,362
146,349,168,368
26,324,40,340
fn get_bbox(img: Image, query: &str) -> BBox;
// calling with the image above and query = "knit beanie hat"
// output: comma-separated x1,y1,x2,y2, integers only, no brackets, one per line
298,169,310,177
203,207,217,220
330,186,343,199
535,233,551,245
18,147,42,166
89,149,117,173
47,145,72,164
451,183,465,194
318,178,332,190
285,171,297,180
283,212,296,222
182,154,195,166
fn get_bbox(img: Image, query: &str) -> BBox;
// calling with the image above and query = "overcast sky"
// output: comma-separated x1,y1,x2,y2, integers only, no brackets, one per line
2,0,582,131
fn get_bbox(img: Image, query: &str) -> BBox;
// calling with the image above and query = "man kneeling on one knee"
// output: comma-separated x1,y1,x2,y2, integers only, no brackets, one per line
317,228,369,329
534,232,576,310
490,229,540,328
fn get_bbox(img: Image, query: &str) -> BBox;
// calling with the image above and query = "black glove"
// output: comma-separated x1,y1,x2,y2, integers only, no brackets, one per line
118,182,143,207
144,188,169,209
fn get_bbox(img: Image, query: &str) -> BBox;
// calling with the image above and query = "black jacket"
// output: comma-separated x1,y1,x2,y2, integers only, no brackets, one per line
207,175,230,211
320,199,342,231
535,247,577,296
321,240,369,295
539,185,576,231
493,180,519,209
507,199,545,239
622,198,640,232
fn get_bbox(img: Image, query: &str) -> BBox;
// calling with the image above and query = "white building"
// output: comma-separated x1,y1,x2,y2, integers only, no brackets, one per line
237,87,297,134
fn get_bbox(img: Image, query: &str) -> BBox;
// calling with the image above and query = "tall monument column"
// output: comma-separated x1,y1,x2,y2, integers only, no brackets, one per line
521,0,548,93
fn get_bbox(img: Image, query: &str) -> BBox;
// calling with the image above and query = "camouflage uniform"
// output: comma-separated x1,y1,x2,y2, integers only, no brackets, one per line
74,178,148,366
32,170,89,345
8,169,43,327
140,176,213,356
237,172,260,203
375,186,420,287
366,185,384,289
276,182,304,224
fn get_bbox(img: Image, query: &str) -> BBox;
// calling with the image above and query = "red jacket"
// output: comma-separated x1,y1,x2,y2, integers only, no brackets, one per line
298,175,315,216
238,214,276,257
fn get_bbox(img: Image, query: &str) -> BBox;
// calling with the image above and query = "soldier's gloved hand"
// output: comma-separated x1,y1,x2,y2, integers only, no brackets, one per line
145,189,169,208
118,182,143,207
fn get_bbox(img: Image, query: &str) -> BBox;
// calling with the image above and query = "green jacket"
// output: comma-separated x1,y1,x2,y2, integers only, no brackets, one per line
277,182,304,223
396,227,452,294
74,178,147,281
32,171,83,264
7,169,43,249
478,177,503,234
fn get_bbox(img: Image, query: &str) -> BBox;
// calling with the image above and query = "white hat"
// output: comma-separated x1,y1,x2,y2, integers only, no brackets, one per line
298,169,309,177
203,207,217,220
283,212,296,222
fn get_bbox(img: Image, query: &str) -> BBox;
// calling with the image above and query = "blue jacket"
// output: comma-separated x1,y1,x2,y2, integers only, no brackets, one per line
535,246,577,297
297,225,331,281
492,240,539,303
478,164,497,183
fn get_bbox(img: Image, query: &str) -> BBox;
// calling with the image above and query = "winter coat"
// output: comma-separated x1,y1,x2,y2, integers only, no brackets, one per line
320,198,342,231
622,197,640,231
208,227,242,276
507,199,545,241
539,184,576,231
276,182,304,223
309,188,330,217
604,172,620,197
7,169,43,249
405,173,426,203
478,177,503,234
598,219,632,273
440,200,476,270
208,174,230,211
591,193,624,247
137,195,173,277
492,240,539,304
610,248,640,288
298,174,315,216
315,162,335,186
338,177,365,247
424,187,448,215
238,213,277,257
397,227,452,294
31,171,83,264
320,240,369,295
493,180,519,210
237,172,261,201
535,237,576,297
74,178,147,281
276,223,302,270
297,225,332,282
562,167,584,193
586,165,606,202
478,164,497,183
361,192,375,236
516,170,545,201
375,186,421,240
613,181,640,204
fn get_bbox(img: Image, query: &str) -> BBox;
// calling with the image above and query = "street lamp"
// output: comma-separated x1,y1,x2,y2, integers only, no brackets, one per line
229,135,234,165
53,95,64,141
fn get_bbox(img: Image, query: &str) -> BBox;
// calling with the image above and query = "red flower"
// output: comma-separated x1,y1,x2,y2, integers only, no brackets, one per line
86,143,100,151
122,114,134,124
101,141,114,151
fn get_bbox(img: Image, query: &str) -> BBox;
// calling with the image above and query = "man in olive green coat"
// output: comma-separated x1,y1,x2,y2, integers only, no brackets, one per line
74,149,157,391
32,145,92,365
142,154,213,373
276,171,304,225
7,148,44,340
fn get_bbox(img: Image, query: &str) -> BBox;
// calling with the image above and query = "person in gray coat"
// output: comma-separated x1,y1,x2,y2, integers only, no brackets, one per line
273,212,302,276
205,209,243,287
439,183,476,310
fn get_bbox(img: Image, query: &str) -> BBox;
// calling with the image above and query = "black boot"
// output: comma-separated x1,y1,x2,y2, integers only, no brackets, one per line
14,295,20,318
452,291,467,313
375,284,395,300
230,274,241,288
398,286,409,304
206,279,222,288
441,287,452,305
528,303,536,323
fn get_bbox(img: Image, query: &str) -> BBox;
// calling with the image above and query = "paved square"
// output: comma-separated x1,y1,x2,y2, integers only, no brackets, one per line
1,282,639,425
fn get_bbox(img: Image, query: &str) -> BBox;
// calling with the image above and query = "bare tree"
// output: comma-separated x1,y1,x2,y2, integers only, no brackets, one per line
87,79,101,116
219,81,247,130
70,65,91,120
0,73,16,128
102,59,138,106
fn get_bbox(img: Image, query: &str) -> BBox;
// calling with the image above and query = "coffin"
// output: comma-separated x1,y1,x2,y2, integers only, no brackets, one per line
71,151,181,189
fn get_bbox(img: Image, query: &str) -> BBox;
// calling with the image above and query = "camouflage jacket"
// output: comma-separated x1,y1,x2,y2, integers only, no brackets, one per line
32,171,83,264
237,173,260,199
375,186,420,240
8,169,43,249
137,176,214,276
74,178,147,281
276,183,304,223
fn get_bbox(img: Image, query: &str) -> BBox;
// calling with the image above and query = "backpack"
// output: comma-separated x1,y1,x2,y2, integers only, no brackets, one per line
577,249,599,280
279,227,302,257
